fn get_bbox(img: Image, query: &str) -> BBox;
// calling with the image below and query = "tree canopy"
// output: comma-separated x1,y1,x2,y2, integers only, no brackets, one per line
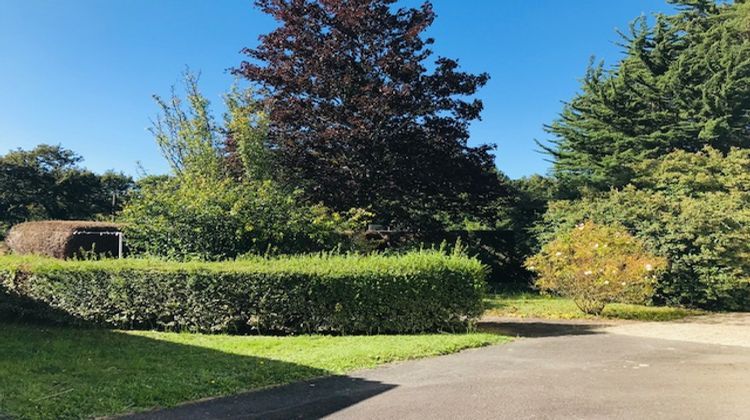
538,1,750,309
546,0,750,193
235,0,506,229
0,145,133,236
121,74,371,260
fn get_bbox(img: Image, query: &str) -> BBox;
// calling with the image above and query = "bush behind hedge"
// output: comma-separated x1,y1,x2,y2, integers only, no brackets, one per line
0,251,487,334
536,148,750,311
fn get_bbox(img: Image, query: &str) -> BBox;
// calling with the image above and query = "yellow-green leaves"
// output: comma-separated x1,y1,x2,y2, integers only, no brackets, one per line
526,221,665,315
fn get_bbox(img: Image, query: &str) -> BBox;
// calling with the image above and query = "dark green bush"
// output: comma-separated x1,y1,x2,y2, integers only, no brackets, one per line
0,251,487,334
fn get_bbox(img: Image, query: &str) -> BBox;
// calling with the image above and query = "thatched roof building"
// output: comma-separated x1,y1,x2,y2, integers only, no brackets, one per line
6,221,123,259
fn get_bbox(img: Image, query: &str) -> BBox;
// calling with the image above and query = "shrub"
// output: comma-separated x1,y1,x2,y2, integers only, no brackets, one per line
121,175,369,260
537,148,750,311
0,250,487,334
526,221,666,315
122,75,373,260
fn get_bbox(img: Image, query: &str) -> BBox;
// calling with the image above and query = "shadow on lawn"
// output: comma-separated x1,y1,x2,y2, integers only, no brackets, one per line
0,323,395,419
477,320,606,338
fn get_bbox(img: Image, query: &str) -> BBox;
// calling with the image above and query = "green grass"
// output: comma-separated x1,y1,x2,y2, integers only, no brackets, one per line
0,323,508,419
484,293,704,321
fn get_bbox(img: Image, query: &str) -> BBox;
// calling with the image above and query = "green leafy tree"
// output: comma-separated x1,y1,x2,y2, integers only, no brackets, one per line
122,176,355,259
122,73,370,260
223,84,276,182
0,145,133,236
504,175,557,248
149,71,224,179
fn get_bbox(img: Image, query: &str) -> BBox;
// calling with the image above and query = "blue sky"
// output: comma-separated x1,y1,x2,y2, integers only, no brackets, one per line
0,0,675,179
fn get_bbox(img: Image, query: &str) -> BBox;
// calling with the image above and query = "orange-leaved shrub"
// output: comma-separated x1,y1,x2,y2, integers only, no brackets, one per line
525,221,666,315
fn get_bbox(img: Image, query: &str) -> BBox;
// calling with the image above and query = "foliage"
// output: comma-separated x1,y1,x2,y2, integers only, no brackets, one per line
499,175,558,274
150,71,277,183
223,83,276,182
0,145,133,238
234,0,507,230
150,71,235,179
504,176,557,236
526,221,665,315
124,73,369,259
429,231,528,292
541,0,750,312
421,175,557,292
0,324,505,420
546,1,750,193
538,148,750,310
632,146,750,194
0,250,487,334
484,292,703,321
349,229,528,292
121,175,361,260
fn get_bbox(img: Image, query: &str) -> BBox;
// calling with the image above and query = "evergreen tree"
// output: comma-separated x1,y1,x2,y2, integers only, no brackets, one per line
234,0,505,229
546,0,750,193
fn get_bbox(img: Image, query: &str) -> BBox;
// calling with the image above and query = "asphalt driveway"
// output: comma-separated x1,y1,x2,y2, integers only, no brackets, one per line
125,315,750,420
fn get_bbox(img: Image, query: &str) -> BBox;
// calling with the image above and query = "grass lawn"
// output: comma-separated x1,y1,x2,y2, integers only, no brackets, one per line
0,323,508,419
484,293,704,321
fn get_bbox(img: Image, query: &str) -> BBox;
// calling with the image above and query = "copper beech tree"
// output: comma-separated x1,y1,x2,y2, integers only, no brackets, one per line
234,0,506,229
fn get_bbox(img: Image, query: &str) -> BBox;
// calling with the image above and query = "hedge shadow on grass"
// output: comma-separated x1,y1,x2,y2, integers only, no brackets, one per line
0,323,395,419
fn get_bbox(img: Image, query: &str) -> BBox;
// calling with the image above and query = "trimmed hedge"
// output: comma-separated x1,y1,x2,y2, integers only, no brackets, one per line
358,229,529,291
0,251,487,334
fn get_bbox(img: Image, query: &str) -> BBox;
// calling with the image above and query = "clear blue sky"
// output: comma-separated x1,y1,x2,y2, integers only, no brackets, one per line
0,0,675,179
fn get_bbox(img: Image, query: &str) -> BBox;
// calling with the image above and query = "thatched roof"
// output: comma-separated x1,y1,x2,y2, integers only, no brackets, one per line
6,221,123,259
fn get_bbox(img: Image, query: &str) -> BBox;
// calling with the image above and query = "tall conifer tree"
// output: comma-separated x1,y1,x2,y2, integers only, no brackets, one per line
546,0,750,193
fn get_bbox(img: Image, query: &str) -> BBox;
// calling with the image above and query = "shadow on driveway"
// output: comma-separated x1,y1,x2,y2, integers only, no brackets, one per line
477,317,609,338
122,375,396,420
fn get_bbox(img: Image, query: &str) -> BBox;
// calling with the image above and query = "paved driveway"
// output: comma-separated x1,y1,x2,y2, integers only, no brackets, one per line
604,312,750,348
127,314,750,420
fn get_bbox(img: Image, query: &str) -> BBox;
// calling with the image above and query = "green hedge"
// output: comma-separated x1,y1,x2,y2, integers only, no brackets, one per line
0,251,487,334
